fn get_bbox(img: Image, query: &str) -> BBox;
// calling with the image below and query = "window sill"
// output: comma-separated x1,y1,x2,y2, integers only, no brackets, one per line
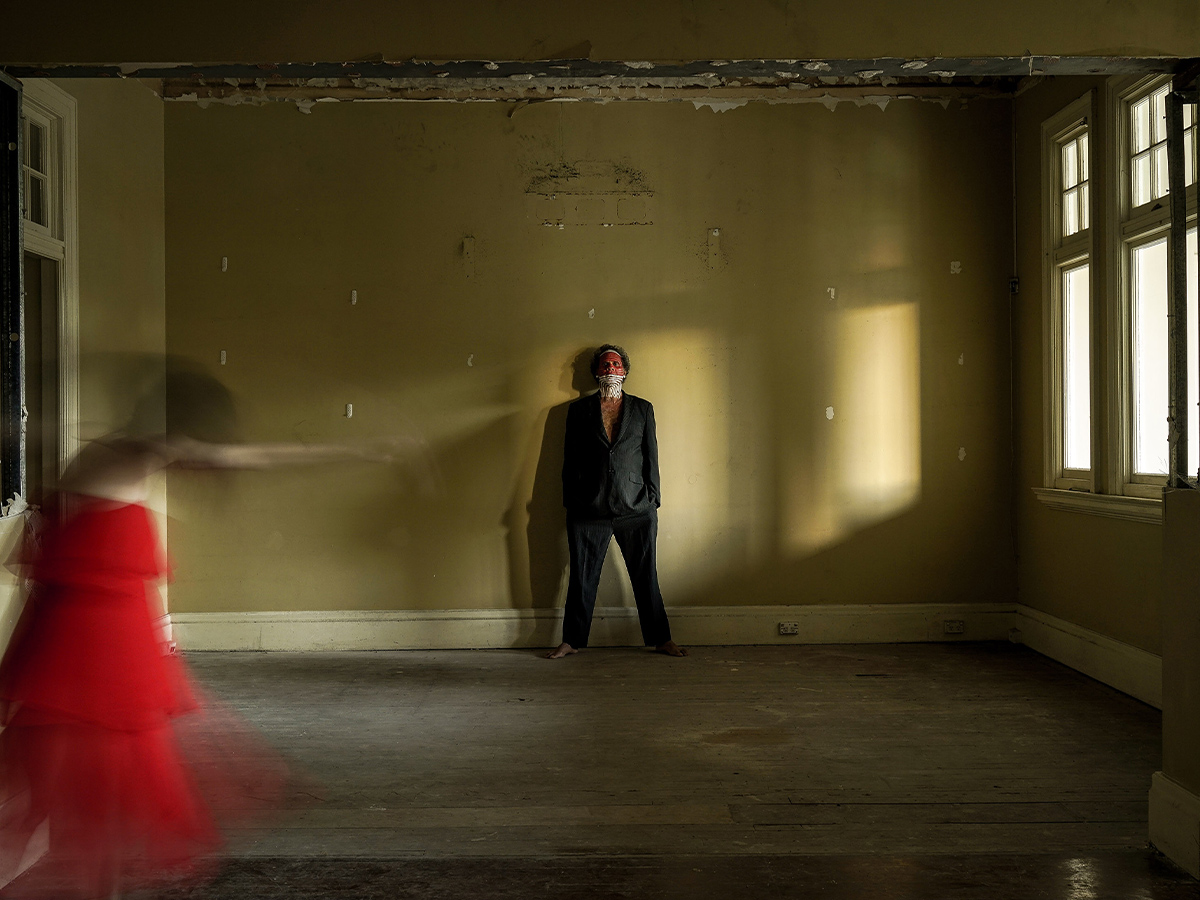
1033,487,1162,524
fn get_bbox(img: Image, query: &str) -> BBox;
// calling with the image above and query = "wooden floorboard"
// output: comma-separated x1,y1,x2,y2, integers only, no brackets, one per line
187,642,1163,860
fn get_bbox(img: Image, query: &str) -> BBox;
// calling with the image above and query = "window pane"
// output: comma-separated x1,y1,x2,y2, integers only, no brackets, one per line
1063,264,1091,470
28,174,46,227
1152,86,1168,144
1080,183,1089,231
1133,237,1169,475
1063,188,1079,236
1133,97,1151,153
1154,143,1169,199
1186,126,1196,187
1189,227,1199,477
1133,151,1151,206
1063,139,1079,189
1079,133,1089,181
25,120,45,174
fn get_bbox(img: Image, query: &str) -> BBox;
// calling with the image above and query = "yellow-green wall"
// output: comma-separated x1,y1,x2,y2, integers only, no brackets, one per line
63,79,168,435
1012,77,1163,655
164,97,1015,614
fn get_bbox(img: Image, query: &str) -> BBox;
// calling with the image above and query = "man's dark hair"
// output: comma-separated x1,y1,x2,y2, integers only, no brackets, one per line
591,344,631,380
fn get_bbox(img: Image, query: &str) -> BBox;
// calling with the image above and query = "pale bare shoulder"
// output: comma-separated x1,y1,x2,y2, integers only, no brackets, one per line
57,436,171,503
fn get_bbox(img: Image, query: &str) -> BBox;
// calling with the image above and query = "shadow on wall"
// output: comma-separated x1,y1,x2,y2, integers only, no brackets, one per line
505,350,583,622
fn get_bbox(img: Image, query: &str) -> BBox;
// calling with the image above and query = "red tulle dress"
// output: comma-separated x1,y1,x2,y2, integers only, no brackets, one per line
0,497,285,899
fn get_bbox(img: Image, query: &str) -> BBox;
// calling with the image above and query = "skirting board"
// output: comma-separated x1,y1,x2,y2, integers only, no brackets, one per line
1014,605,1162,709
1150,771,1200,877
170,602,1016,652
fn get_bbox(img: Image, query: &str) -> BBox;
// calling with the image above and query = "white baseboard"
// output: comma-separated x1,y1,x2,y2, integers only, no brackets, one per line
1150,771,1200,877
1014,605,1162,708
170,603,1165,712
170,602,1016,652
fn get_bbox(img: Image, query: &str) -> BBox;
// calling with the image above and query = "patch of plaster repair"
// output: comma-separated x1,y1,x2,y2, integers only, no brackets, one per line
588,308,596,319
827,287,836,301
624,61,655,70
692,99,749,113
958,353,964,366
958,447,967,461
950,261,962,274
524,159,652,195
901,60,930,70
803,61,832,72
467,354,474,367
826,407,835,420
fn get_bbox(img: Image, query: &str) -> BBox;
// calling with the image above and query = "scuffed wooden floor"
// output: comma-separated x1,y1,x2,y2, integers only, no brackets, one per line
158,643,1198,898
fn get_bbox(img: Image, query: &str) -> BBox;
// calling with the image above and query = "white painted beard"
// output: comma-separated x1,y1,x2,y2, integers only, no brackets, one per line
597,375,625,400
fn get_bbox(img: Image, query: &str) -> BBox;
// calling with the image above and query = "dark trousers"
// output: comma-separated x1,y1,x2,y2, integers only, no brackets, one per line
563,512,672,649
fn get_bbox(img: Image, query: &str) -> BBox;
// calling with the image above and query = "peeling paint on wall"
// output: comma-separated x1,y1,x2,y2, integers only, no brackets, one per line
691,99,749,112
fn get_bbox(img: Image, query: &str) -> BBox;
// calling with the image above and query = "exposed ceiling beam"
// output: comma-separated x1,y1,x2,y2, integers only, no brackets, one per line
2,56,1184,83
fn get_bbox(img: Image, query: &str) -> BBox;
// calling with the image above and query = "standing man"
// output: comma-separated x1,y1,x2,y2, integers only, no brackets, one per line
547,345,687,659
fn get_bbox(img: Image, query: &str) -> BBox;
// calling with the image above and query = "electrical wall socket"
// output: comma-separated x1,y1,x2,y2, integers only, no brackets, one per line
943,619,965,635
778,622,800,636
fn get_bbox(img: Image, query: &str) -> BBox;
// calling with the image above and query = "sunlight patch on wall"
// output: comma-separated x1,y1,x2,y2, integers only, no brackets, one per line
634,330,737,595
836,302,922,523
783,301,921,554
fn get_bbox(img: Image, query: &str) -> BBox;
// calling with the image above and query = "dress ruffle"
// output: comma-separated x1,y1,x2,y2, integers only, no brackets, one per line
0,497,288,899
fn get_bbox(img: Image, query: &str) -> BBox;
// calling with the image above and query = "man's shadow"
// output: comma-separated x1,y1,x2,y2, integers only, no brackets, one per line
518,349,596,614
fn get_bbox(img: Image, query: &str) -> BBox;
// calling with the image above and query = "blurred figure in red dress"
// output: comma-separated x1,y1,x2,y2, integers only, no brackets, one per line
0,361,423,899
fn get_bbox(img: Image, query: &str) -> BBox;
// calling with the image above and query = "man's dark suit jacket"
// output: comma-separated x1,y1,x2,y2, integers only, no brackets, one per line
562,392,661,518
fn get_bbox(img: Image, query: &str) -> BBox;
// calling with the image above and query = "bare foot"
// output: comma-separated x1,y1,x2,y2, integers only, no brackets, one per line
655,640,688,657
545,643,578,659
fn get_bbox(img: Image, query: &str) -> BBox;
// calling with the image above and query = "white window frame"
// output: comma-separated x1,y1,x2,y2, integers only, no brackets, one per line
17,80,79,489
1041,92,1096,493
1107,74,1199,501
20,105,59,241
